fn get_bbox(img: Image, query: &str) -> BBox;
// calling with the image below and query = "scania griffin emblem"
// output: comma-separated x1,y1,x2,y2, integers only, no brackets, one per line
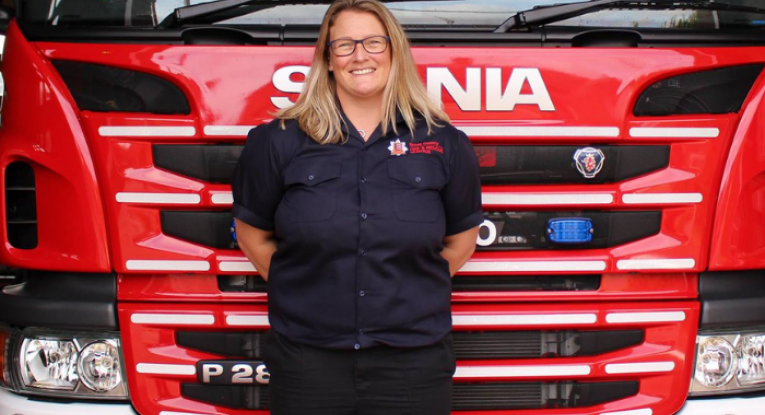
573,147,605,179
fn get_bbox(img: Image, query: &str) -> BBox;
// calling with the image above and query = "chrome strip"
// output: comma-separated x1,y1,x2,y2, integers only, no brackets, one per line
203,125,257,136
622,193,703,204
605,362,675,374
116,192,201,204
226,315,271,327
99,126,196,137
629,127,719,138
135,363,196,376
482,193,614,205
130,313,215,325
616,259,695,270
453,314,597,326
211,192,234,204
460,260,607,272
606,311,686,324
125,260,211,272
454,364,591,378
219,261,256,272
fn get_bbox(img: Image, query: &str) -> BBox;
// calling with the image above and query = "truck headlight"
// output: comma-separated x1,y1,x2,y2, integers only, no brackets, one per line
691,330,765,396
0,327,128,400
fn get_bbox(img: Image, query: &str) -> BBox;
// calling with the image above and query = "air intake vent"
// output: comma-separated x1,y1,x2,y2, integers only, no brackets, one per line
182,381,638,411
153,145,244,184
453,330,644,359
451,275,600,292
51,60,191,114
218,275,267,293
5,162,37,249
452,381,638,411
161,211,236,249
634,64,764,116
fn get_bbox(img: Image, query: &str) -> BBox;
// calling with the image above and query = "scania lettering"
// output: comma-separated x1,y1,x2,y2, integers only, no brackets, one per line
1,1,765,414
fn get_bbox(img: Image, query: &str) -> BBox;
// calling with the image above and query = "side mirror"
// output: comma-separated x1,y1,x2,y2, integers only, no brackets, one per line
0,5,14,34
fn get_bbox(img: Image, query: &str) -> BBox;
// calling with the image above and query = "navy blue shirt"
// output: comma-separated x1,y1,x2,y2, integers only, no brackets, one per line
232,113,482,350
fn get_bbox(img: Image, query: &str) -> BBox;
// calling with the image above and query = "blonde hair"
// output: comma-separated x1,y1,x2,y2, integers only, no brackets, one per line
277,0,449,145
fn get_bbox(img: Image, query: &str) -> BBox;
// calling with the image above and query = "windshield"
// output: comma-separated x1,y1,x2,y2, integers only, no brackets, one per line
21,0,765,29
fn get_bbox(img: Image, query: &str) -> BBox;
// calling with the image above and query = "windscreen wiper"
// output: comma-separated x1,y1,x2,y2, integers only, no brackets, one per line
158,0,448,29
495,0,765,33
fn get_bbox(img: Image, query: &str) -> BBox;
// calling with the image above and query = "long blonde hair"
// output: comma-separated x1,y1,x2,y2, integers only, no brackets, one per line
277,0,449,144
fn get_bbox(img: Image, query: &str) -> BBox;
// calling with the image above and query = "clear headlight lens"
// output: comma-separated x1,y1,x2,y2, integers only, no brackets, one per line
0,328,128,400
77,341,122,392
21,338,79,390
691,330,765,396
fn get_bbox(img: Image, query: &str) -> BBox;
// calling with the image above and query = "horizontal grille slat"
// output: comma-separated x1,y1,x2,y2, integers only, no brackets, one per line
451,275,600,292
176,330,643,359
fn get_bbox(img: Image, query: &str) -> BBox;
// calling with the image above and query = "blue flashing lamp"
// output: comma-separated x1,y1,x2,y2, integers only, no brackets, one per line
547,218,593,244
230,218,238,243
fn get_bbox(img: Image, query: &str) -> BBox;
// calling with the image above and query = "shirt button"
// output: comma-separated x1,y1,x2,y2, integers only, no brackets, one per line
361,212,368,219
359,290,365,297
359,249,366,256
415,176,422,183
361,177,367,184
358,328,365,334
307,174,315,181
354,343,361,350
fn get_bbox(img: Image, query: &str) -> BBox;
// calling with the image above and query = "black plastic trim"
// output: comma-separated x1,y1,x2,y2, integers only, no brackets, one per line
183,384,269,410
18,24,765,47
162,211,236,249
452,275,600,292
177,331,267,358
699,270,765,329
476,145,670,185
0,271,117,330
153,145,245,184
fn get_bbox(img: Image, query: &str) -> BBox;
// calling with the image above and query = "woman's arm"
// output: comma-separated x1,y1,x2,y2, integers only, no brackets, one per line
441,226,479,277
235,219,278,281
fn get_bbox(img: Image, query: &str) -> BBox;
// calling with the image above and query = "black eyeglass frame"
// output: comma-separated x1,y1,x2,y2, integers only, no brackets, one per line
327,36,391,57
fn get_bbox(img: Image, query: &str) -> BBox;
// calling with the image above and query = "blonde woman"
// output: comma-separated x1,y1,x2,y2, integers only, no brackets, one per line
233,0,482,413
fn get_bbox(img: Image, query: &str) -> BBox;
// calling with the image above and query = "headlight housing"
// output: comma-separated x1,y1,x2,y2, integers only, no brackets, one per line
691,330,765,396
0,326,128,400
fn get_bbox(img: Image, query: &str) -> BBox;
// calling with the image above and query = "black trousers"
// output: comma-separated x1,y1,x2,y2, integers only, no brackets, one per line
262,331,455,415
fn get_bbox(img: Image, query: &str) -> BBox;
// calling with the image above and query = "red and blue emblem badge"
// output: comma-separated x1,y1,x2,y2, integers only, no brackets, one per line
388,139,408,156
573,147,605,179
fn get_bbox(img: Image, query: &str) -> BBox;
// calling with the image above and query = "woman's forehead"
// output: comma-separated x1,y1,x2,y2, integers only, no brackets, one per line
330,10,388,38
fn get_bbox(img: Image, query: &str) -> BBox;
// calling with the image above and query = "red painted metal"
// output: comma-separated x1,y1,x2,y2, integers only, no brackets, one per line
0,22,110,272
28,42,761,276
119,301,699,415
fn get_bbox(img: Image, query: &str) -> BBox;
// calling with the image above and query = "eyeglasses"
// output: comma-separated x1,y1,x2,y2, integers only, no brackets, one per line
328,36,390,57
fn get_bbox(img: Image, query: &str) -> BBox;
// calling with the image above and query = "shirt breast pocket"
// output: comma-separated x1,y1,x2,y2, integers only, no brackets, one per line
387,157,446,223
283,159,342,222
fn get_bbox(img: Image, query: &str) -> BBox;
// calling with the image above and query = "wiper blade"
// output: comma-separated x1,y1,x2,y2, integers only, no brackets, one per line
495,0,765,33
158,0,451,29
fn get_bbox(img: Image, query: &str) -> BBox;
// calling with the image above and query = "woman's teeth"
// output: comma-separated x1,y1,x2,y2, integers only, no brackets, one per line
351,68,375,75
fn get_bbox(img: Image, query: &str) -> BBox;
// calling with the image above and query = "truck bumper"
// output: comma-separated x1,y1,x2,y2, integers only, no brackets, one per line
677,394,765,414
0,388,138,415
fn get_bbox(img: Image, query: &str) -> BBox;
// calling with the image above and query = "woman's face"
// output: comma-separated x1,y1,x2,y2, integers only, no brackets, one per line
328,10,391,106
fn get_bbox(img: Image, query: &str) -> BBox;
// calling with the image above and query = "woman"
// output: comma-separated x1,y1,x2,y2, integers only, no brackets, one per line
232,0,482,413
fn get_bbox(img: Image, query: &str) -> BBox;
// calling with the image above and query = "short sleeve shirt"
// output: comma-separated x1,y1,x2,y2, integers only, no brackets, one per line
232,113,483,350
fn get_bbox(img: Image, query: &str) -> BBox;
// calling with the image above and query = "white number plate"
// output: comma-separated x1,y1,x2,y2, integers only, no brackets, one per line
197,360,270,385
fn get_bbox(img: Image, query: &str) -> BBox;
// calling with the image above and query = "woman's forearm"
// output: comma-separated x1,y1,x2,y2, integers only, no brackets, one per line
441,226,479,277
235,219,278,281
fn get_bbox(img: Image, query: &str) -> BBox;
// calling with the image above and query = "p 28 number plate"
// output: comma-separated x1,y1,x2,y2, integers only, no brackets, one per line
197,360,270,385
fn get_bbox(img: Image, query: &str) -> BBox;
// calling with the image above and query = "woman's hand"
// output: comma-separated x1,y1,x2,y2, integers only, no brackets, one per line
235,219,278,281
441,226,479,277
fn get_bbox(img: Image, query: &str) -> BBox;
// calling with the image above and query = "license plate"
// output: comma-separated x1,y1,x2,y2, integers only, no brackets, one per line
197,360,270,385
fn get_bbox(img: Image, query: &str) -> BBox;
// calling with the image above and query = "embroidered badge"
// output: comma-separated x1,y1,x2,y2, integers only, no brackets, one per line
573,147,605,179
410,141,445,155
388,139,408,156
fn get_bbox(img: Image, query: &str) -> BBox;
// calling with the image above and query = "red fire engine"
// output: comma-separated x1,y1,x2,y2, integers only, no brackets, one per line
0,1,764,414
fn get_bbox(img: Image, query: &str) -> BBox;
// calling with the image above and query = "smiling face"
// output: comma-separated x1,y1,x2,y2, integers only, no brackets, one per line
328,10,391,108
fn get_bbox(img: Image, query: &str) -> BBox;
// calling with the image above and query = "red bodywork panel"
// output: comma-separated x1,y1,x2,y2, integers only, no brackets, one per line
21,37,763,275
